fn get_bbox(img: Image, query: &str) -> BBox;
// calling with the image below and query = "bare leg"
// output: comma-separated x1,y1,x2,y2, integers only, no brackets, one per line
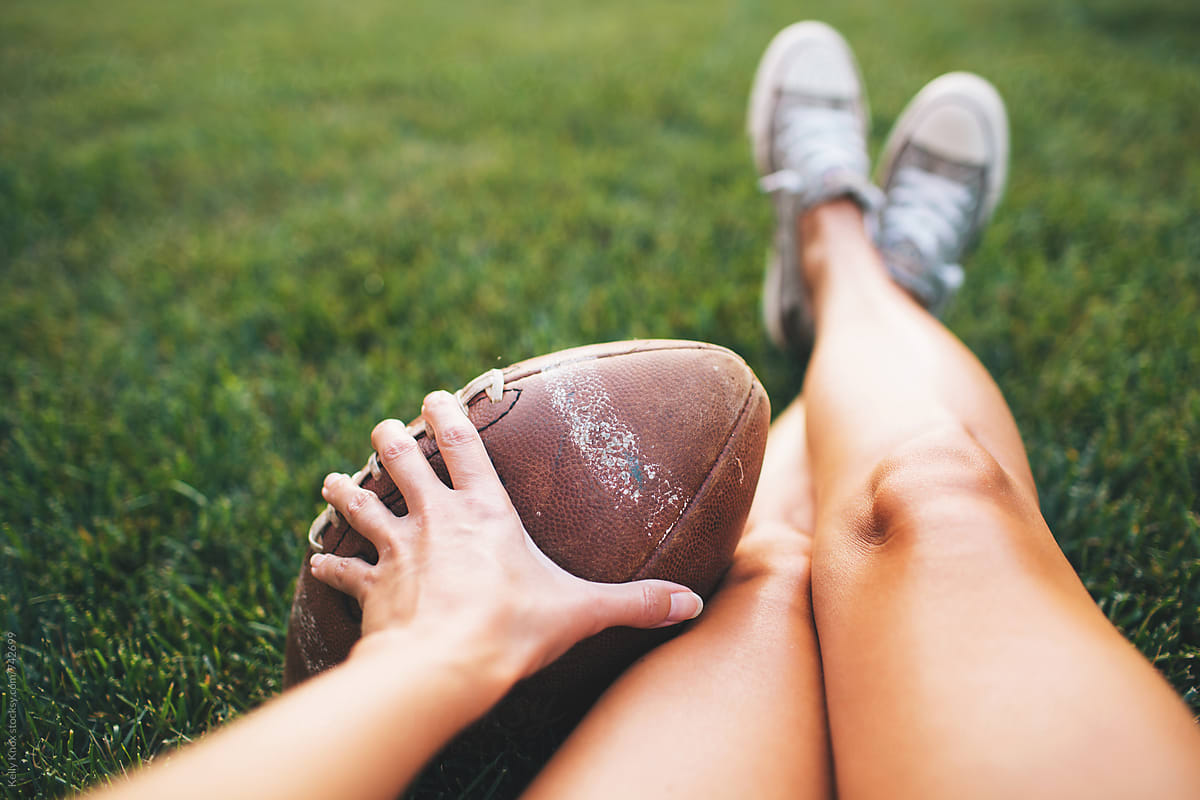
523,398,831,800
803,199,1200,799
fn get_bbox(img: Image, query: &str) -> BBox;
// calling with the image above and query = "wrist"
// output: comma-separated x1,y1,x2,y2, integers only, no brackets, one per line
349,627,519,714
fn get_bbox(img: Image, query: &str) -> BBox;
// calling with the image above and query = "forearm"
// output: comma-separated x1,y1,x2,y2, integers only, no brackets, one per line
83,393,701,800
86,632,515,800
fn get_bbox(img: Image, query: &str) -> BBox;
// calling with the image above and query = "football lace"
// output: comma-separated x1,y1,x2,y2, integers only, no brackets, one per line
306,368,507,553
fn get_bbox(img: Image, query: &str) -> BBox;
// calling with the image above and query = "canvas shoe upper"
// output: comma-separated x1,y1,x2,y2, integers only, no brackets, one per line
747,21,883,352
874,72,1010,315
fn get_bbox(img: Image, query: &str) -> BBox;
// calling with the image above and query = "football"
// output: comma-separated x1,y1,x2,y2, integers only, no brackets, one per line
283,339,769,717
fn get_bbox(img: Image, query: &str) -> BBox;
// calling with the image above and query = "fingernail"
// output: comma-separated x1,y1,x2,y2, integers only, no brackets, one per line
323,472,340,488
310,553,327,569
666,591,703,623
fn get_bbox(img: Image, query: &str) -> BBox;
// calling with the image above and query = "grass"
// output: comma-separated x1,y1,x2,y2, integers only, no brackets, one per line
2,0,1198,795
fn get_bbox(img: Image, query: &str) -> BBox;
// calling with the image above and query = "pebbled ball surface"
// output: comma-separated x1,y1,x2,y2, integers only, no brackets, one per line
283,339,769,718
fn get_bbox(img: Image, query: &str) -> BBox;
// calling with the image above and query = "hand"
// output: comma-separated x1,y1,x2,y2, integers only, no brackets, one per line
309,390,704,682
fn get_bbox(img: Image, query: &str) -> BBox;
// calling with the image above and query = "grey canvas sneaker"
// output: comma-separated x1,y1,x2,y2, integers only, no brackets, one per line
747,21,883,353
875,72,1010,316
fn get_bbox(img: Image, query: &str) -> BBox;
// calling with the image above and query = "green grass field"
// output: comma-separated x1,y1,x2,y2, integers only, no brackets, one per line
2,0,1198,795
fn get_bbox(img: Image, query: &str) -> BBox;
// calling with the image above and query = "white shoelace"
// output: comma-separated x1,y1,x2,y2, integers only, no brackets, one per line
759,101,879,211
779,103,869,174
880,165,973,268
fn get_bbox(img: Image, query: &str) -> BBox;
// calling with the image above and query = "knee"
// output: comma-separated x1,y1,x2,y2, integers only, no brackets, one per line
729,522,814,583
850,425,1033,551
719,521,814,608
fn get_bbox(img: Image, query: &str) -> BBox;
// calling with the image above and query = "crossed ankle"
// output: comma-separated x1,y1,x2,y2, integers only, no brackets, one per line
797,200,892,303
760,166,883,217
801,196,868,230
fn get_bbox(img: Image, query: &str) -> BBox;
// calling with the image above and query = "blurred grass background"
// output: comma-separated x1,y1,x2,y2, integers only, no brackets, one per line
2,0,1198,795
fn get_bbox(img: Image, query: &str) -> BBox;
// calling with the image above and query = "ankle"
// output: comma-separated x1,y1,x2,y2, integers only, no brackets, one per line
796,198,877,292
800,197,868,238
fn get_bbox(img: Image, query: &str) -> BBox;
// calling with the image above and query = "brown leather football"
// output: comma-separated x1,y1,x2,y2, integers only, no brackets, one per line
283,339,769,717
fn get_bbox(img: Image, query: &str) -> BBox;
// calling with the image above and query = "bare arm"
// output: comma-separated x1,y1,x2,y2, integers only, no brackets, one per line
85,390,703,800
88,632,511,800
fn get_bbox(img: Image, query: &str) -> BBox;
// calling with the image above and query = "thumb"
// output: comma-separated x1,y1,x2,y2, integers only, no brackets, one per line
587,579,704,631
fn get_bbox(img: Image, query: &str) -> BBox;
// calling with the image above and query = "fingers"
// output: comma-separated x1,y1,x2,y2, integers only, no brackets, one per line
371,419,441,506
322,472,398,552
584,579,704,631
420,390,500,491
309,552,372,603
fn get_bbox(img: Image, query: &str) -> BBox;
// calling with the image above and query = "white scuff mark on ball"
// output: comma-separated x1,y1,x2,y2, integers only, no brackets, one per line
293,576,333,676
735,457,744,485
548,365,684,540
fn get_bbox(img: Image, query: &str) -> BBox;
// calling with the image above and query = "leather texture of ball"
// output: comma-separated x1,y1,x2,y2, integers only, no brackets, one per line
283,339,769,713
